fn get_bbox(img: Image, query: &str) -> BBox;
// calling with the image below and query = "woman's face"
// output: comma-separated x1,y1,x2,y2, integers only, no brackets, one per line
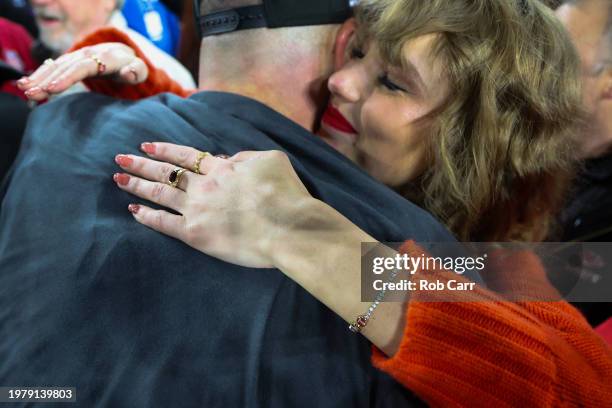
321,32,449,187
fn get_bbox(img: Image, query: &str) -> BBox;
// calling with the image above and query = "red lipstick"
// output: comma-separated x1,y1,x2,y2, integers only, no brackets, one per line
322,105,357,134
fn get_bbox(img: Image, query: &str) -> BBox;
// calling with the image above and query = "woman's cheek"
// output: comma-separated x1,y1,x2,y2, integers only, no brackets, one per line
361,100,392,140
363,131,429,186
361,96,435,186
357,138,401,184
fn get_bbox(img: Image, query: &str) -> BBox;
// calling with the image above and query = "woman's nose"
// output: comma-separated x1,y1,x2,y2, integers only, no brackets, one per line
328,66,363,103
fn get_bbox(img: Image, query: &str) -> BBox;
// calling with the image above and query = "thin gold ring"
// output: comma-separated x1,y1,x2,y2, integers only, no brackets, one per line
168,168,187,188
193,151,211,174
90,54,106,75
44,58,54,66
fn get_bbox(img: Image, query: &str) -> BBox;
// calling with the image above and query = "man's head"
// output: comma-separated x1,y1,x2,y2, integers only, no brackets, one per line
31,0,123,54
196,0,349,131
556,0,612,158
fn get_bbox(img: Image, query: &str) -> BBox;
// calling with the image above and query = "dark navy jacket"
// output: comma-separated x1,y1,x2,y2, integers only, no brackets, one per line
0,91,458,407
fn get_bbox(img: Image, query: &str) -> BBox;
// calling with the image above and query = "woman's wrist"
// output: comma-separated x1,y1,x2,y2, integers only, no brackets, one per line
265,197,370,271
265,198,408,355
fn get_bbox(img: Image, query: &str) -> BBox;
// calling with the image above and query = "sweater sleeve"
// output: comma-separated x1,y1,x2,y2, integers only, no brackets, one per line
370,241,612,407
68,28,193,99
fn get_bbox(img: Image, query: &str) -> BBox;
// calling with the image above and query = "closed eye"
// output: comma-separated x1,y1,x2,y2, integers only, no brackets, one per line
378,74,408,93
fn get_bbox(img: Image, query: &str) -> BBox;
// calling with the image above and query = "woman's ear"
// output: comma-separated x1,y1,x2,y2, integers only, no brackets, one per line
333,18,357,71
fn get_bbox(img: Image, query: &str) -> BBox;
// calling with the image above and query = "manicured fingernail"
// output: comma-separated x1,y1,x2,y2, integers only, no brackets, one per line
45,81,58,91
17,77,29,86
113,173,130,186
141,142,156,154
129,67,138,82
128,204,140,214
115,154,133,167
24,87,41,96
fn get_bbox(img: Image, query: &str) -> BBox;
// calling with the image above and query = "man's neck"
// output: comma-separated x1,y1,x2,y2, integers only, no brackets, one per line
199,78,324,132
197,41,332,132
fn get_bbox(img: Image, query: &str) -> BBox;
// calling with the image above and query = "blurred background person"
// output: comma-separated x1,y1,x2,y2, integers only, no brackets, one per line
0,16,35,180
0,16,36,98
0,91,29,180
556,0,612,242
555,0,612,326
30,0,194,88
0,0,38,37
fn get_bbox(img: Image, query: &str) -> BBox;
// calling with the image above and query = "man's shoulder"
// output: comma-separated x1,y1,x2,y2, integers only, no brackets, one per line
32,92,188,126
23,91,259,155
27,91,275,142
36,90,240,115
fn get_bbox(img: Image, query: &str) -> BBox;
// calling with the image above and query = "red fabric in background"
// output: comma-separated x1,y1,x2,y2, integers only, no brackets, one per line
0,17,36,99
596,318,612,345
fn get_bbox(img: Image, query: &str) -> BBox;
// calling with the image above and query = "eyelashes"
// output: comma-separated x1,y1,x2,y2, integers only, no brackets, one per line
349,47,410,94
378,74,408,93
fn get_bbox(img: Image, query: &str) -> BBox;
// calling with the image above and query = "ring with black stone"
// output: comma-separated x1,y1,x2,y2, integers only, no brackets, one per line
168,168,187,188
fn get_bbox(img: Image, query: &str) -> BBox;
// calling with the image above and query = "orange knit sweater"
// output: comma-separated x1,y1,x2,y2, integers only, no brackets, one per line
72,28,612,407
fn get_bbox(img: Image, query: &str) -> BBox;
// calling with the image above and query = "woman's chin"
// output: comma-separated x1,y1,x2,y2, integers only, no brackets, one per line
318,124,359,162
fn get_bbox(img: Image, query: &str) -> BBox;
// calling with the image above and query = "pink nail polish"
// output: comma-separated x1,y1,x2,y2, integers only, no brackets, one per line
115,154,133,167
113,173,130,186
128,204,140,214
141,143,156,154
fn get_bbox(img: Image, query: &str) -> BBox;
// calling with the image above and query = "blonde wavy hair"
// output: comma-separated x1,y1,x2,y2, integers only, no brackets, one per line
355,0,584,241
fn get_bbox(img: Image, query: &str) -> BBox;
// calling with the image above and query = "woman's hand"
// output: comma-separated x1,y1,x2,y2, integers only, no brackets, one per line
113,143,315,268
113,142,407,354
17,43,148,101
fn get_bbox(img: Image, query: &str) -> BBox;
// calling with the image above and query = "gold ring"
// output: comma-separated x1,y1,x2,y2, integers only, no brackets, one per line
168,168,187,188
193,151,211,174
90,54,106,75
44,58,54,66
